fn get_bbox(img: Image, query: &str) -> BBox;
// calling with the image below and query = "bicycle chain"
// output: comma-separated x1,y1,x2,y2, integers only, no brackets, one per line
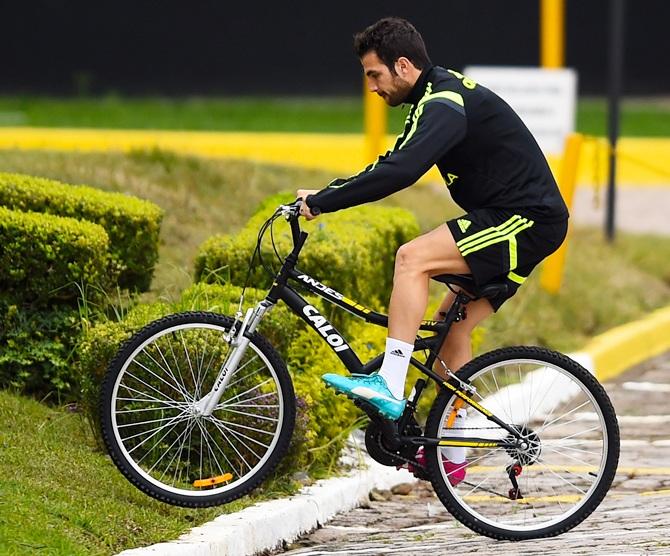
375,426,505,471
377,435,424,469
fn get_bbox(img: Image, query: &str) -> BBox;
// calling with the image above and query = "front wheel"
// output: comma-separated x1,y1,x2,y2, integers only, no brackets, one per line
100,311,295,507
425,346,620,540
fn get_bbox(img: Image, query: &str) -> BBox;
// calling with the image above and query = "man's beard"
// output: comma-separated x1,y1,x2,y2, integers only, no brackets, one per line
385,77,413,106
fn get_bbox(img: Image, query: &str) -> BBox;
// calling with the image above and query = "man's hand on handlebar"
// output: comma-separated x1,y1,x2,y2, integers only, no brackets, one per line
296,189,320,220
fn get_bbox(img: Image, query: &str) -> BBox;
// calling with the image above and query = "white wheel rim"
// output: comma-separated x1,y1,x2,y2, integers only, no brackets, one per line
110,322,285,497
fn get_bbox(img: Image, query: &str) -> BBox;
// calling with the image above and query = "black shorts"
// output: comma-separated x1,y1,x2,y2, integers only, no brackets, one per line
446,208,568,311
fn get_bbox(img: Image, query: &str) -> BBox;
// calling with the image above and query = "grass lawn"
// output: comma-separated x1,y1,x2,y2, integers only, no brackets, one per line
0,96,669,136
0,148,669,554
0,390,298,556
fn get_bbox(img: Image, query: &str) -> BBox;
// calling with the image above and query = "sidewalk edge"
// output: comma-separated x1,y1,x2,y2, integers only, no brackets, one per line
116,448,416,556
581,304,670,383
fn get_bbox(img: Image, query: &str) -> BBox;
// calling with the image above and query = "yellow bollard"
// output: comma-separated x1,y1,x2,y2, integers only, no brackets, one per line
540,133,584,294
540,0,565,68
364,78,387,164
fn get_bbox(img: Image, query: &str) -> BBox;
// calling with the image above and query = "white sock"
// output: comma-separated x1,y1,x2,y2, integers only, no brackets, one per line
377,337,414,400
441,408,467,463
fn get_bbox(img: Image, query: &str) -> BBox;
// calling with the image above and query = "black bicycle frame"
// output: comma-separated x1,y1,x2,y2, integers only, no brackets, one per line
260,211,522,444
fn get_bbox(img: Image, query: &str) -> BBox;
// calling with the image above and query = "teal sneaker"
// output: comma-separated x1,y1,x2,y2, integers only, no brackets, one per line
322,372,406,420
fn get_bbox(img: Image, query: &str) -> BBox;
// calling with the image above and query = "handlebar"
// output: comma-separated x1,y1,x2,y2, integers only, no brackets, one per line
280,198,322,218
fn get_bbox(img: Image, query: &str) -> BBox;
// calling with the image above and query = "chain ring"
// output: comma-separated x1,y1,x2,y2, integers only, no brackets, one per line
364,420,424,468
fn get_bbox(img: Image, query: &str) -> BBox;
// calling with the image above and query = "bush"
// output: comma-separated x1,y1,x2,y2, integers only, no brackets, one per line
0,206,112,305
0,172,163,292
194,192,420,310
0,301,83,400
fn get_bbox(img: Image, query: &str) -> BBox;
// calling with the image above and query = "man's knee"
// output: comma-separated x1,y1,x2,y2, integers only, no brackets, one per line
394,242,419,274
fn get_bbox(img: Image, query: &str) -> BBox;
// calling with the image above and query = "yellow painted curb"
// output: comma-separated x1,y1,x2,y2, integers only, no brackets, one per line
0,127,668,185
583,304,670,383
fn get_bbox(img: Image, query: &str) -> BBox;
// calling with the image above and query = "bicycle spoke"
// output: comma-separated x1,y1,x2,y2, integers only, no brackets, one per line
147,419,196,476
163,420,196,487
536,458,588,496
115,399,189,413
194,419,226,478
219,378,273,406
138,347,193,402
156,340,193,403
218,391,276,410
206,416,256,472
225,355,262,387
208,415,269,453
536,400,592,434
179,330,198,395
121,370,183,408
118,414,190,429
217,406,280,423
125,413,190,451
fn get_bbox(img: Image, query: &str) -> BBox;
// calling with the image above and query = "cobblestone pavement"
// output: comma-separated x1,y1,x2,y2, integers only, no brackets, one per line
273,351,670,556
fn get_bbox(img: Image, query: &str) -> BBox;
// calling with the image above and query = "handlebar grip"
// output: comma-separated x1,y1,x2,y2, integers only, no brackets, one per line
310,205,321,216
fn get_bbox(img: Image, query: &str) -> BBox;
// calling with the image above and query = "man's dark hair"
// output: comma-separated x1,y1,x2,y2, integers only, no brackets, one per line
354,17,432,73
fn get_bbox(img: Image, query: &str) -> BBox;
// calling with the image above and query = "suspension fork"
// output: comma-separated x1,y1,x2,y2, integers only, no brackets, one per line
196,300,274,416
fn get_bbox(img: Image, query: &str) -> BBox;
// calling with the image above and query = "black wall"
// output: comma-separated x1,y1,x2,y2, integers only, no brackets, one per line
3,0,668,96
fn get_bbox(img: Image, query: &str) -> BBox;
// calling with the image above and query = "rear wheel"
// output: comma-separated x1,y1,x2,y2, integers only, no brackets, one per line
425,346,619,540
100,311,295,507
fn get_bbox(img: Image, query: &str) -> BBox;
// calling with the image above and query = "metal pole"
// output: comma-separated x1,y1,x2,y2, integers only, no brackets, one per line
606,0,625,242
540,0,565,68
541,133,584,294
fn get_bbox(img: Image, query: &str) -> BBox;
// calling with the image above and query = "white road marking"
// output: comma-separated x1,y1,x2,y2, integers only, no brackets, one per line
622,381,670,392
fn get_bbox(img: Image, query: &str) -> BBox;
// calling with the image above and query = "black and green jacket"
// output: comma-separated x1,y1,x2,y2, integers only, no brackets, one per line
306,66,568,222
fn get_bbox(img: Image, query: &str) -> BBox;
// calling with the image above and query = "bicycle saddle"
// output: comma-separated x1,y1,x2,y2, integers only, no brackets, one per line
431,273,509,300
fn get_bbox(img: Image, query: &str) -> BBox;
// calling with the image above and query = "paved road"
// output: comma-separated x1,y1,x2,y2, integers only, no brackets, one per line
274,351,670,556
571,187,670,236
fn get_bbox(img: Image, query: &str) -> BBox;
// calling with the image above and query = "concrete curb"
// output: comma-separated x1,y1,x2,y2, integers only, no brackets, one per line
581,304,670,383
117,302,670,556
117,446,416,556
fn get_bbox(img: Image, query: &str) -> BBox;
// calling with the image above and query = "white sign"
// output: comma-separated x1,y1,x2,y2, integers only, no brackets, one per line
463,66,577,155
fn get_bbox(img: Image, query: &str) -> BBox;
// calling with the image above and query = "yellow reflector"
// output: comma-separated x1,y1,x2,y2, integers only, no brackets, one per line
446,398,465,428
193,473,233,488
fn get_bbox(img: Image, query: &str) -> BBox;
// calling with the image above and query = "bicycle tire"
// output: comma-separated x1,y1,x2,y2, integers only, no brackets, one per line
425,346,620,540
100,311,295,507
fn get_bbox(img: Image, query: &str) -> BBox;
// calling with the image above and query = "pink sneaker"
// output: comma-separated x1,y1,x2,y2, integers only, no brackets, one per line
409,447,467,486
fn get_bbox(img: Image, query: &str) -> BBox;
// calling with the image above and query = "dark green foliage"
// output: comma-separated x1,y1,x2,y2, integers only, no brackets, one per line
0,301,82,400
0,206,112,305
0,172,163,292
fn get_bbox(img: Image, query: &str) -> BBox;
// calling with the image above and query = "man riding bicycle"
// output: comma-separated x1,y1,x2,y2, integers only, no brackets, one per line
297,17,568,455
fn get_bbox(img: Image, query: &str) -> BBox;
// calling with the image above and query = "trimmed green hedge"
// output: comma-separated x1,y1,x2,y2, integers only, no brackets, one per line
0,173,163,292
194,192,420,310
0,206,112,305
0,301,82,399
78,282,367,474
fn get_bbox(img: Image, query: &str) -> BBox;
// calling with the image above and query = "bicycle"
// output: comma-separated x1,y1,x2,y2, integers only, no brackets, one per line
100,200,620,541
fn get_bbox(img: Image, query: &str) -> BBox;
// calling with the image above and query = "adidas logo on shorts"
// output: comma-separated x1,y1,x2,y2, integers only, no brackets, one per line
457,219,472,233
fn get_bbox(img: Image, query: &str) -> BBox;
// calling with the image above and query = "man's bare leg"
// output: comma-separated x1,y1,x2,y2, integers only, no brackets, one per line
432,293,494,377
321,223,475,419
388,224,470,343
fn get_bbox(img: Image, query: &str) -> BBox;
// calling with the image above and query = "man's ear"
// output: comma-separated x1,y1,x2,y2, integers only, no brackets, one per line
394,57,413,76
